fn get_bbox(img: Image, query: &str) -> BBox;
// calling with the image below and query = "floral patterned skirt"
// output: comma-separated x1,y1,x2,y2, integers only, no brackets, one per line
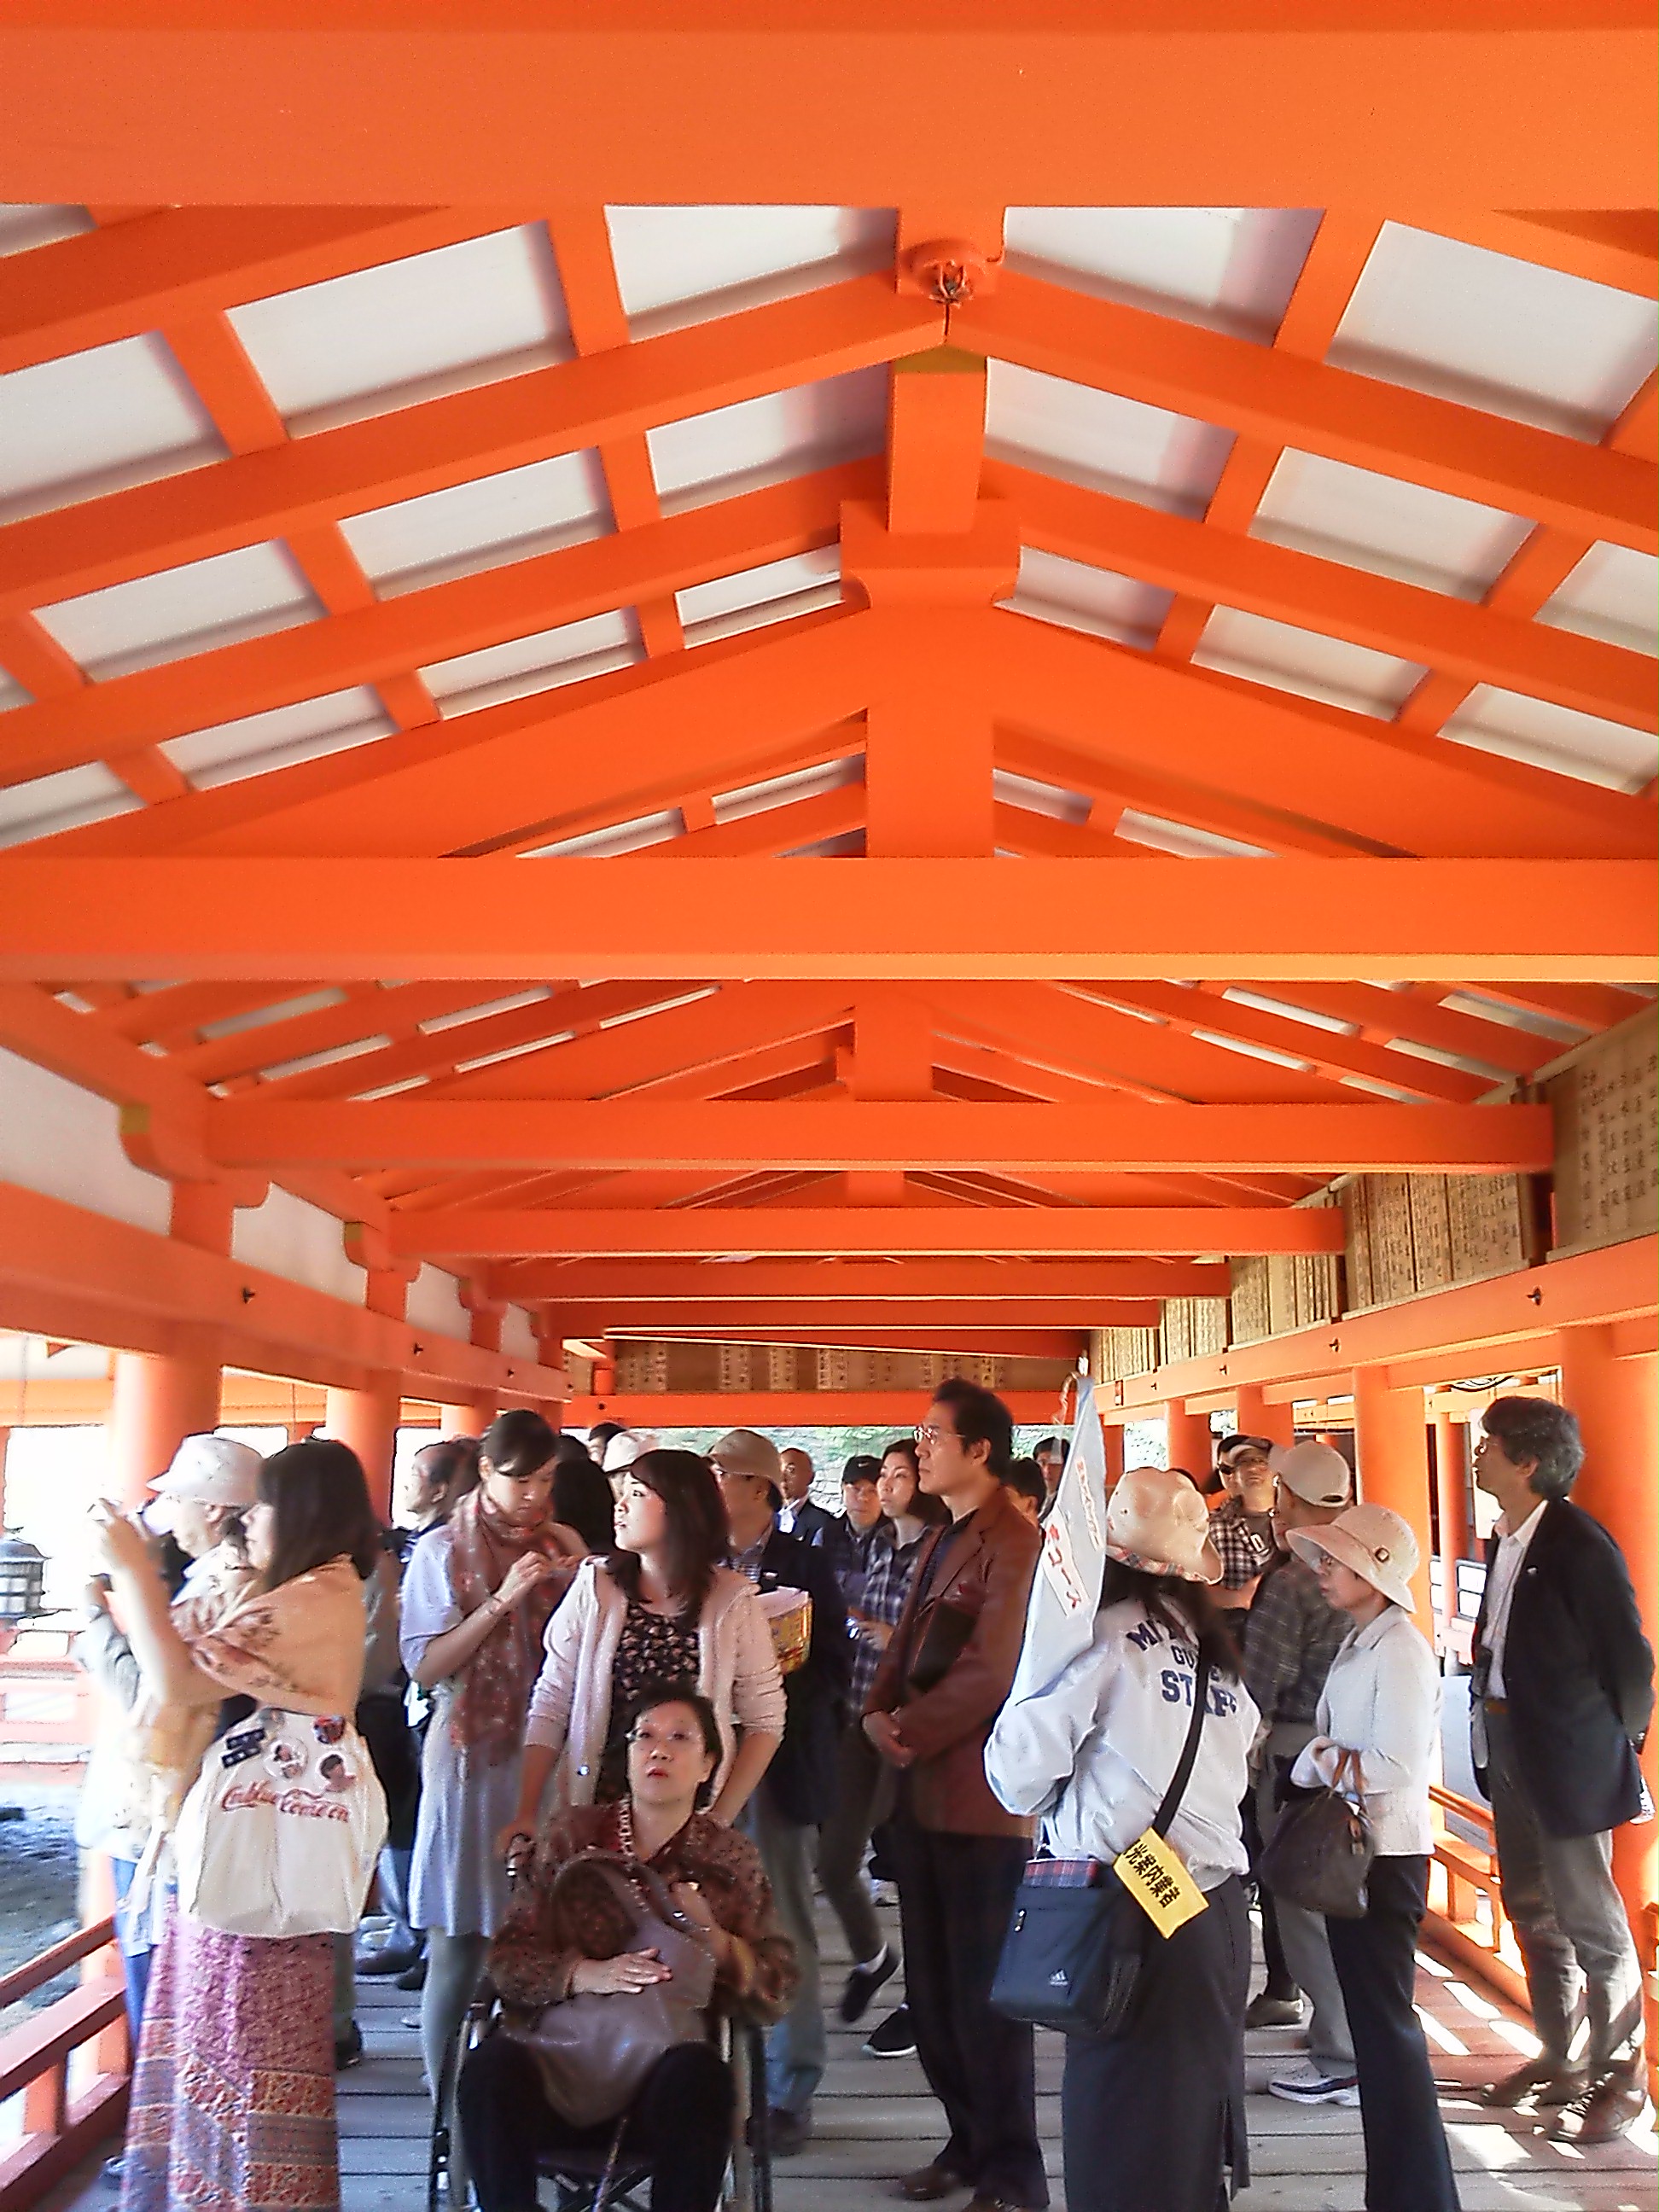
121,1910,339,2211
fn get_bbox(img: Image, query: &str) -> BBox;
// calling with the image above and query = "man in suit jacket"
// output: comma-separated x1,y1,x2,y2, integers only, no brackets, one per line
712,1429,850,2156
1470,1394,1653,2141
865,1380,1045,2212
777,1447,835,1545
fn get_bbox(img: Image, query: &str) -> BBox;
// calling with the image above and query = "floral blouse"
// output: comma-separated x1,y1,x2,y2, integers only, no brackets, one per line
595,1600,701,1802
488,1802,797,2023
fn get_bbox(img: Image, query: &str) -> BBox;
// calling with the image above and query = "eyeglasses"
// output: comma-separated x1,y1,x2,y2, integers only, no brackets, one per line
628,1726,702,1750
914,1423,958,1445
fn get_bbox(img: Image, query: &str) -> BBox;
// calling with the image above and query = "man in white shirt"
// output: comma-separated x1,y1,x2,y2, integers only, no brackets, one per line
1471,1395,1653,2143
777,1447,835,1544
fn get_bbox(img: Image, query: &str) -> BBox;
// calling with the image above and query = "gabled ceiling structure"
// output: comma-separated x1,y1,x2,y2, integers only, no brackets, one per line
0,5,1654,1374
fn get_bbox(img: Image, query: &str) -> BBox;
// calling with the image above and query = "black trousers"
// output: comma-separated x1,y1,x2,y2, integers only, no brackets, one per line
890,1807,1048,2208
1061,1875,1250,2212
457,2031,734,2212
1324,1856,1461,2212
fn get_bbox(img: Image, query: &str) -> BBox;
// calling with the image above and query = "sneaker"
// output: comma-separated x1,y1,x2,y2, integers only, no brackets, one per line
1244,1989,1304,2029
864,2004,917,2059
356,1939,421,1977
1268,2059,1359,2107
841,1944,899,2023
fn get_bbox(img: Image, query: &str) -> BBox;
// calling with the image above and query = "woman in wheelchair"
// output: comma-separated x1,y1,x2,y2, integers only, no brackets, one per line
460,1685,797,2212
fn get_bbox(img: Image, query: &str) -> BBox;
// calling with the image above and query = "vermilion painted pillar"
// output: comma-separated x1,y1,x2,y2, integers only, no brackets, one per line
1433,1414,1473,1644
1556,1327,1658,1961
438,1402,491,1439
1350,1368,1434,1622
108,1352,222,1508
1101,1420,1126,1489
0,1426,9,1525
1165,1405,1214,1482
1233,1384,1295,1448
324,1382,401,1521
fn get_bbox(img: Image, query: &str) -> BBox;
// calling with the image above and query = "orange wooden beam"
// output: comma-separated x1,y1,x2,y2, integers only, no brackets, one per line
987,457,1657,740
0,280,938,618
1,857,1639,982
0,7,1650,205
201,1097,1555,1175
540,1300,1158,1332
384,1206,1347,1260
487,1259,1230,1302
984,611,1657,863
586,1330,1086,1359
0,206,527,375
958,270,1656,555
0,463,871,790
564,1393,1066,1428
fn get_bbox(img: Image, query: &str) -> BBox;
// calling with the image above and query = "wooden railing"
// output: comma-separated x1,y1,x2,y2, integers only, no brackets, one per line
0,1918,127,2212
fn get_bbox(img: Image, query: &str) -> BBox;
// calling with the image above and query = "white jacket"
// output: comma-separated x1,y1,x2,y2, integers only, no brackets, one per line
523,1559,785,1808
986,1597,1256,1891
1291,1604,1440,1856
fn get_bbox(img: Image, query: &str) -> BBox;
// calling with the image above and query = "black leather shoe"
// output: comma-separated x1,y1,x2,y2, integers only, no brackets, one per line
894,2163,969,2202
841,1944,899,2023
334,2020,364,2070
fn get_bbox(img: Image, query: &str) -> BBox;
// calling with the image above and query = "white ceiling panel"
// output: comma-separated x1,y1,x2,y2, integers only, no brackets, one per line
1115,810,1272,859
608,206,895,331
0,762,138,847
649,369,885,508
676,548,841,627
1004,545,1174,649
1441,684,1656,792
1004,207,1322,340
0,333,224,520
713,755,861,826
422,609,640,716
37,540,321,680
993,767,1092,827
1195,606,1426,718
1253,449,1532,597
161,687,394,790
524,808,683,859
230,225,571,428
1330,223,1659,440
1538,543,1659,657
0,204,92,257
0,667,28,713
986,361,1234,514
339,450,612,593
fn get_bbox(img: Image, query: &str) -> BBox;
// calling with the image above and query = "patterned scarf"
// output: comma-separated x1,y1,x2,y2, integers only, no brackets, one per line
447,1487,568,1764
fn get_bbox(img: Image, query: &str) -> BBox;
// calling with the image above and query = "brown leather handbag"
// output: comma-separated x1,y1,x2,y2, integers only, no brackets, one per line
499,1851,718,2128
1258,1746,1374,1919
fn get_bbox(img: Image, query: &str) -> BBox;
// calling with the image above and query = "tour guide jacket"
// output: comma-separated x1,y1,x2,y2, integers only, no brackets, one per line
866,1480,1041,1839
1471,1495,1653,1839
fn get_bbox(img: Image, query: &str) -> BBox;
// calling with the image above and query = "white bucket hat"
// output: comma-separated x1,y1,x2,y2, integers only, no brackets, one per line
1103,1464,1222,1585
602,1429,656,1475
144,1434,261,1532
1288,1503,1418,1612
1270,1441,1353,1510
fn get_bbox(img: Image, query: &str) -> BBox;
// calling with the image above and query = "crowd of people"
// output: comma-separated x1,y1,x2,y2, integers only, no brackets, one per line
71,1384,1651,2212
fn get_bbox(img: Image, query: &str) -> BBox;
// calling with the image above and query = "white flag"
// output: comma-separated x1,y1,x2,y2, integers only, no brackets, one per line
1010,1380,1110,1702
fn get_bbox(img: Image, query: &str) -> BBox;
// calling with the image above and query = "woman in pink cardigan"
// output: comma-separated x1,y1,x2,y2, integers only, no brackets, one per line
506,1449,784,1846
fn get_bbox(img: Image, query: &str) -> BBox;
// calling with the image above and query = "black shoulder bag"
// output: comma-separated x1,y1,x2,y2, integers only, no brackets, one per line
990,1654,1210,2040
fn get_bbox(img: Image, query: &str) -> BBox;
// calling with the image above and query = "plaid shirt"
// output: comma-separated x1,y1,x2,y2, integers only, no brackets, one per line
1210,1498,1278,1592
850,1525,928,1711
1242,1551,1348,1731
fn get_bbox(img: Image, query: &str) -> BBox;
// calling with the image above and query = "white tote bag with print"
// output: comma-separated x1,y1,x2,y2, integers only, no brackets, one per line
174,1707,387,1939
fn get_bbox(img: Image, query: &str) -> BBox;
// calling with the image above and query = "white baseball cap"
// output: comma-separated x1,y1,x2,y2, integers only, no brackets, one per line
601,1430,656,1475
1270,1441,1353,1510
151,1433,262,1510
1288,1503,1418,1613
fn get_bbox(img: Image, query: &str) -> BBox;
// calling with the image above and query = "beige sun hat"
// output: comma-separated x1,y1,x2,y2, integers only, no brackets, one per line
1288,1502,1418,1612
1103,1464,1223,1585
709,1428,783,1486
1270,1440,1353,1510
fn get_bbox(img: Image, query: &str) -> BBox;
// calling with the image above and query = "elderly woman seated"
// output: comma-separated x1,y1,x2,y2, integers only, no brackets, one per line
458,1683,796,2212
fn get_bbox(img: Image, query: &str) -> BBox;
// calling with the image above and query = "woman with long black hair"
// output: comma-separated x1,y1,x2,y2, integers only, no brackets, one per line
507,1448,784,1842
987,1465,1259,2212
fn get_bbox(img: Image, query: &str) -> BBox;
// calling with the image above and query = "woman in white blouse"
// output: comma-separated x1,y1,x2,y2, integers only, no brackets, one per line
987,1466,1259,2212
1287,1504,1462,2212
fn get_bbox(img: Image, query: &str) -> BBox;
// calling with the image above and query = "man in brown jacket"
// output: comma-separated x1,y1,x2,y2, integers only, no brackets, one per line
865,1379,1045,2212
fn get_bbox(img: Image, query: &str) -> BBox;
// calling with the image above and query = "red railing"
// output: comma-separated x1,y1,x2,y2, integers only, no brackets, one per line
1423,1782,1529,2010
0,1625,93,1784
0,1918,127,2212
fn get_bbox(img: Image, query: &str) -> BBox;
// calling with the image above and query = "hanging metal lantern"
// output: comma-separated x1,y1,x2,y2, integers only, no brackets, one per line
0,1533,47,1624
